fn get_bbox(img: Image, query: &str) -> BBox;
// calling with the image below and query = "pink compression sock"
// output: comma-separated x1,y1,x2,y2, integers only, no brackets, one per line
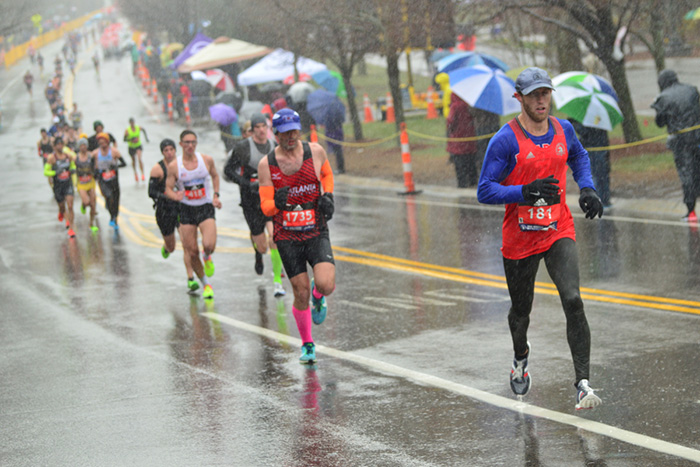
312,287,323,300
292,306,313,343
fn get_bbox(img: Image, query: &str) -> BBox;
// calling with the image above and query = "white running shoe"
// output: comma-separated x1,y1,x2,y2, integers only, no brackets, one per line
575,379,602,410
273,281,286,297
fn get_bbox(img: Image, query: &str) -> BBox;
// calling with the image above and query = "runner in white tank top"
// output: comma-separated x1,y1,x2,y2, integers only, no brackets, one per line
164,130,222,300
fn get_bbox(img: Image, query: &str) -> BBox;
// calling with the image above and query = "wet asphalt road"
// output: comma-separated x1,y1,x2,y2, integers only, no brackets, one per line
1,39,700,466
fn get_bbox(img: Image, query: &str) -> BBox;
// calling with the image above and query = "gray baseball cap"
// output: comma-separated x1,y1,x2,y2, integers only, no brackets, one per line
515,67,555,95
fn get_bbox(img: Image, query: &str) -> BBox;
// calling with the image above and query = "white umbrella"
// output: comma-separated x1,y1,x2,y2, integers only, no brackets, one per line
288,82,315,103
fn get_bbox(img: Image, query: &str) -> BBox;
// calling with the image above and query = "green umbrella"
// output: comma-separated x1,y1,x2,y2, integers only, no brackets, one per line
684,7,700,20
552,71,623,131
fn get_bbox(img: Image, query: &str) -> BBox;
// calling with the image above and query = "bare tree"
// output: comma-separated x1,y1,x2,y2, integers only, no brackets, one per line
513,1,643,142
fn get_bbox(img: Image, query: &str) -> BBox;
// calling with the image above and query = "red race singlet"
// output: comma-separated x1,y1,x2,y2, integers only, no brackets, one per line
269,142,324,242
500,117,576,260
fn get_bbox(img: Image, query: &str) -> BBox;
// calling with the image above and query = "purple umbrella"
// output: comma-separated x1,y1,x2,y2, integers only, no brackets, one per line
307,89,345,127
208,103,237,125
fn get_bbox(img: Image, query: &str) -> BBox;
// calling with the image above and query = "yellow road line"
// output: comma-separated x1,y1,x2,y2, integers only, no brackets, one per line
335,245,700,311
113,204,700,316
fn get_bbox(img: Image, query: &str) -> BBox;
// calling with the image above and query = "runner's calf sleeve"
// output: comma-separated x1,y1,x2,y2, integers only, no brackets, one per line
270,248,283,283
259,185,278,217
320,159,334,194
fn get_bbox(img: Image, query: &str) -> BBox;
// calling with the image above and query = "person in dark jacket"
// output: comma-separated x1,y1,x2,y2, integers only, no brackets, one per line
446,93,478,187
652,69,700,220
569,119,612,207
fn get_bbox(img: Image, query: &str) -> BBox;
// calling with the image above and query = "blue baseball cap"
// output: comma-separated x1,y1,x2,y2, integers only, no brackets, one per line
515,67,554,95
272,108,301,134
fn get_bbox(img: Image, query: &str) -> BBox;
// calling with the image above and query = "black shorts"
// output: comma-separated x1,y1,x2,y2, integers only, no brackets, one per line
241,195,269,236
277,232,334,279
128,145,143,157
156,204,179,236
179,203,215,226
53,181,74,203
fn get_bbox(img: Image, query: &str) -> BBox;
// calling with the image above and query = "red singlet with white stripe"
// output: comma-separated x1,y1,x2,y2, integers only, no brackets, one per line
500,117,576,260
268,142,324,242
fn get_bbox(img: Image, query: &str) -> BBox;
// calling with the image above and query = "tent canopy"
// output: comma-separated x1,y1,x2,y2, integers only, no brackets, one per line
177,36,271,73
237,48,327,86
169,32,212,70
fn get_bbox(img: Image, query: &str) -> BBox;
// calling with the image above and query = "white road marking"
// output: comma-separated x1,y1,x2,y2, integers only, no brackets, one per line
202,311,700,464
334,299,390,313
424,289,509,303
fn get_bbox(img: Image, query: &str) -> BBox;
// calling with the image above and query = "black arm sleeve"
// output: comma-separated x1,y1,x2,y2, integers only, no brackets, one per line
223,142,249,186
118,156,128,168
148,177,162,200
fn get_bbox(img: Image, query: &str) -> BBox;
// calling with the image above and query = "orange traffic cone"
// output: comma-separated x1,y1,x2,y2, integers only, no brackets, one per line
167,92,173,121
385,92,395,123
399,122,419,194
152,79,158,103
363,93,374,123
426,86,438,119
184,96,191,128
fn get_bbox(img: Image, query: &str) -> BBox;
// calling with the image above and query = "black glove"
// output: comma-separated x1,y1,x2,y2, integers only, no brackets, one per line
274,186,289,210
579,187,604,219
318,192,334,221
522,175,560,203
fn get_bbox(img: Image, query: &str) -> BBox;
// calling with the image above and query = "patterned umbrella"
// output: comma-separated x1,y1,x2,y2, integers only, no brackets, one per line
437,51,509,74
684,7,700,20
552,71,623,131
206,69,235,92
448,64,520,116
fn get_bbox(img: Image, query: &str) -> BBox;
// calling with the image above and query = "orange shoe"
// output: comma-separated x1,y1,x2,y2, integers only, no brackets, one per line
68,228,76,238
65,220,70,229
58,212,64,222
141,174,145,181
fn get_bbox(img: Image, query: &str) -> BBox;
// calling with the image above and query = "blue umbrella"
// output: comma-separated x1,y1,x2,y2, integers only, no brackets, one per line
437,51,509,74
208,103,238,125
448,65,520,116
306,89,345,126
312,70,340,94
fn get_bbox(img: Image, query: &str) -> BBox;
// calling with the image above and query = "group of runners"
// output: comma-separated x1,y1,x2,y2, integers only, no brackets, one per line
143,109,336,365
35,60,606,409
38,114,151,237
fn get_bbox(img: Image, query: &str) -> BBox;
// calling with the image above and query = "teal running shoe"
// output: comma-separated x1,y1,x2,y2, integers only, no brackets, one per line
310,278,327,325
299,342,316,363
161,245,170,259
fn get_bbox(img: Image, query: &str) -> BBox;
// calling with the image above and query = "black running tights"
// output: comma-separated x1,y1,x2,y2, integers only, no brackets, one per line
100,180,120,221
502,238,591,384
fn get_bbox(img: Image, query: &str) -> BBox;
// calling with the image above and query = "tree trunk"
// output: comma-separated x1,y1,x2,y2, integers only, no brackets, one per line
604,57,642,142
339,67,363,141
386,51,404,130
650,5,666,73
